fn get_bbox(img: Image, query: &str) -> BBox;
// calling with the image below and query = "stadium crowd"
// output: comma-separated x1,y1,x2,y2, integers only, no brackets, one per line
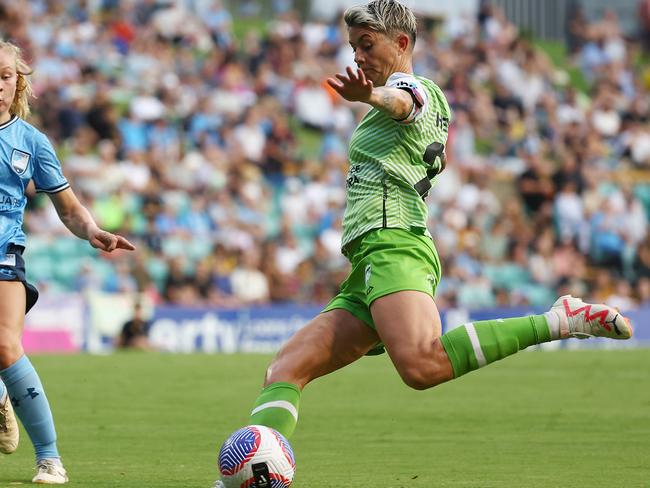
1,0,649,310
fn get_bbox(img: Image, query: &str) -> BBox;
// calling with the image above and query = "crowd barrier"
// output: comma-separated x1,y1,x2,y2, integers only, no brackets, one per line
22,293,649,353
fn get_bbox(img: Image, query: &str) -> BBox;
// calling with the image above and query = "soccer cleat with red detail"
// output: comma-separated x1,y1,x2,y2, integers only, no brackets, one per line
550,295,633,340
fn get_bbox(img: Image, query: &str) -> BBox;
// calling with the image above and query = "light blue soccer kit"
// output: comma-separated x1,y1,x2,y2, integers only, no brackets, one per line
0,115,69,251
0,114,69,461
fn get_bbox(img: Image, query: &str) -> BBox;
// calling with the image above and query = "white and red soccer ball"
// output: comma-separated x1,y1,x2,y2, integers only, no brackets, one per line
218,425,296,488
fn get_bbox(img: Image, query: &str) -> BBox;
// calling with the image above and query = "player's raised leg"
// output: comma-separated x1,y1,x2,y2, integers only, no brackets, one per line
0,282,67,484
372,291,633,388
249,308,380,438
440,295,633,378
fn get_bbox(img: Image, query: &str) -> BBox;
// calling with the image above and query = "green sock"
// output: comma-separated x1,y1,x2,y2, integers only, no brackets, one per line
440,315,552,378
249,382,301,439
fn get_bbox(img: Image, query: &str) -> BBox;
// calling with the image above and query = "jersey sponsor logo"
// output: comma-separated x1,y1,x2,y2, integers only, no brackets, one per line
0,195,21,210
435,112,449,132
346,164,361,188
10,149,30,175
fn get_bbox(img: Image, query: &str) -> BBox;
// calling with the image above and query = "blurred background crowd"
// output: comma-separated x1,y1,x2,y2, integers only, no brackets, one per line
2,0,650,311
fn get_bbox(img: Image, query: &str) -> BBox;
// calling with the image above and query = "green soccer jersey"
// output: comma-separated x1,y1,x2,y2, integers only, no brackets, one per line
341,72,451,249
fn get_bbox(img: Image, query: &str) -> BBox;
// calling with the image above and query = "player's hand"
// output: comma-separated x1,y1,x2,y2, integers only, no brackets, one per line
89,229,136,252
326,67,373,103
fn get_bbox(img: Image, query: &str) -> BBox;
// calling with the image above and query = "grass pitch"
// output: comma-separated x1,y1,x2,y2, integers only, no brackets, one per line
1,350,649,487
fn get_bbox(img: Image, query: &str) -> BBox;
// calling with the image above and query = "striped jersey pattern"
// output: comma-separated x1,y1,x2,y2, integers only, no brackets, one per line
341,73,451,249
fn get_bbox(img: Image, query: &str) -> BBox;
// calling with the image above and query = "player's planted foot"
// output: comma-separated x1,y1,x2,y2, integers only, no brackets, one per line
213,480,226,488
32,459,68,484
0,392,19,454
551,295,633,340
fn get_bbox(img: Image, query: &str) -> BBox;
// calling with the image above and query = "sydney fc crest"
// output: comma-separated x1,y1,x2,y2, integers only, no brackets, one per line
10,149,30,175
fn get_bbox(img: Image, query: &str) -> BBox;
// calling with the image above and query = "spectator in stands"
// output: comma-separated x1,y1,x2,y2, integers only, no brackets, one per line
115,301,155,350
230,249,270,304
517,150,555,215
162,257,196,305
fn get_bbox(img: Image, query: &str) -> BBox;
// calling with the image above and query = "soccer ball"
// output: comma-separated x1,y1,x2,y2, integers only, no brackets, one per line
217,425,296,488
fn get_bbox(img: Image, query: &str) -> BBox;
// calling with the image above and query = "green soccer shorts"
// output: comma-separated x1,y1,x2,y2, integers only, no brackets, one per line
322,228,442,335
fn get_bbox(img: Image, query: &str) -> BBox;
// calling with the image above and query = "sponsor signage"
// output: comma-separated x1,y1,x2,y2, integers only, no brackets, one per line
145,305,650,353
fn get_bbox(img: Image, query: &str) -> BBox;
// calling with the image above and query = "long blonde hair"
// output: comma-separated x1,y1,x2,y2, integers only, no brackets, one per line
0,40,34,119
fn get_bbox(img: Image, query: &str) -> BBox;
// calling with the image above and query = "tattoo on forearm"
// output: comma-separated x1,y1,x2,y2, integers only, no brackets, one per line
376,88,408,119
382,92,395,109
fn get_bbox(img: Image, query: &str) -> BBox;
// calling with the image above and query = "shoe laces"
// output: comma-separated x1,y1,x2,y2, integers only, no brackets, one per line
36,460,63,475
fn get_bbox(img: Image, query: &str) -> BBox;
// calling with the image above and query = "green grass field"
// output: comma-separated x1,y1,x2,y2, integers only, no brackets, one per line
1,350,649,487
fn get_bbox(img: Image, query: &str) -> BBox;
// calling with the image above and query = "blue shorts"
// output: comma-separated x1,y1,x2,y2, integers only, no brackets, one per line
0,244,39,313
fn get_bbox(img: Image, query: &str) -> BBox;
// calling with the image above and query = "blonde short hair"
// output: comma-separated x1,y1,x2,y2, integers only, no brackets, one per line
0,40,34,119
344,0,417,47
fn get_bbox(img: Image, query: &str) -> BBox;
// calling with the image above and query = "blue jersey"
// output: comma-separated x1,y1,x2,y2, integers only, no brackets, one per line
0,115,69,252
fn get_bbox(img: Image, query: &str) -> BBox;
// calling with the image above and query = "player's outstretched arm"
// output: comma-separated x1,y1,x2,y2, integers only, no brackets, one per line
48,188,136,253
326,66,413,120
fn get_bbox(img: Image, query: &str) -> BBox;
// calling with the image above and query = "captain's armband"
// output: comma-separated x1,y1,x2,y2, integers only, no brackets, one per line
388,76,427,125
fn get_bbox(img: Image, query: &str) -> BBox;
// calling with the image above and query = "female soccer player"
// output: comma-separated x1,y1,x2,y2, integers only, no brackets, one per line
0,40,135,484
215,1,632,483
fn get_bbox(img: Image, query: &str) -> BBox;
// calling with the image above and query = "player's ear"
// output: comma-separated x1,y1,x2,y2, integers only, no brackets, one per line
396,32,409,54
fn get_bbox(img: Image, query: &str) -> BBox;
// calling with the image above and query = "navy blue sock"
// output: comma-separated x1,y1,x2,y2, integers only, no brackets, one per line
0,355,59,460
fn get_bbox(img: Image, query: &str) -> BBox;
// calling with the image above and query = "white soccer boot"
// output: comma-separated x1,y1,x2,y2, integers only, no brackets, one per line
0,392,19,454
32,459,68,484
550,295,633,340
213,480,226,488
